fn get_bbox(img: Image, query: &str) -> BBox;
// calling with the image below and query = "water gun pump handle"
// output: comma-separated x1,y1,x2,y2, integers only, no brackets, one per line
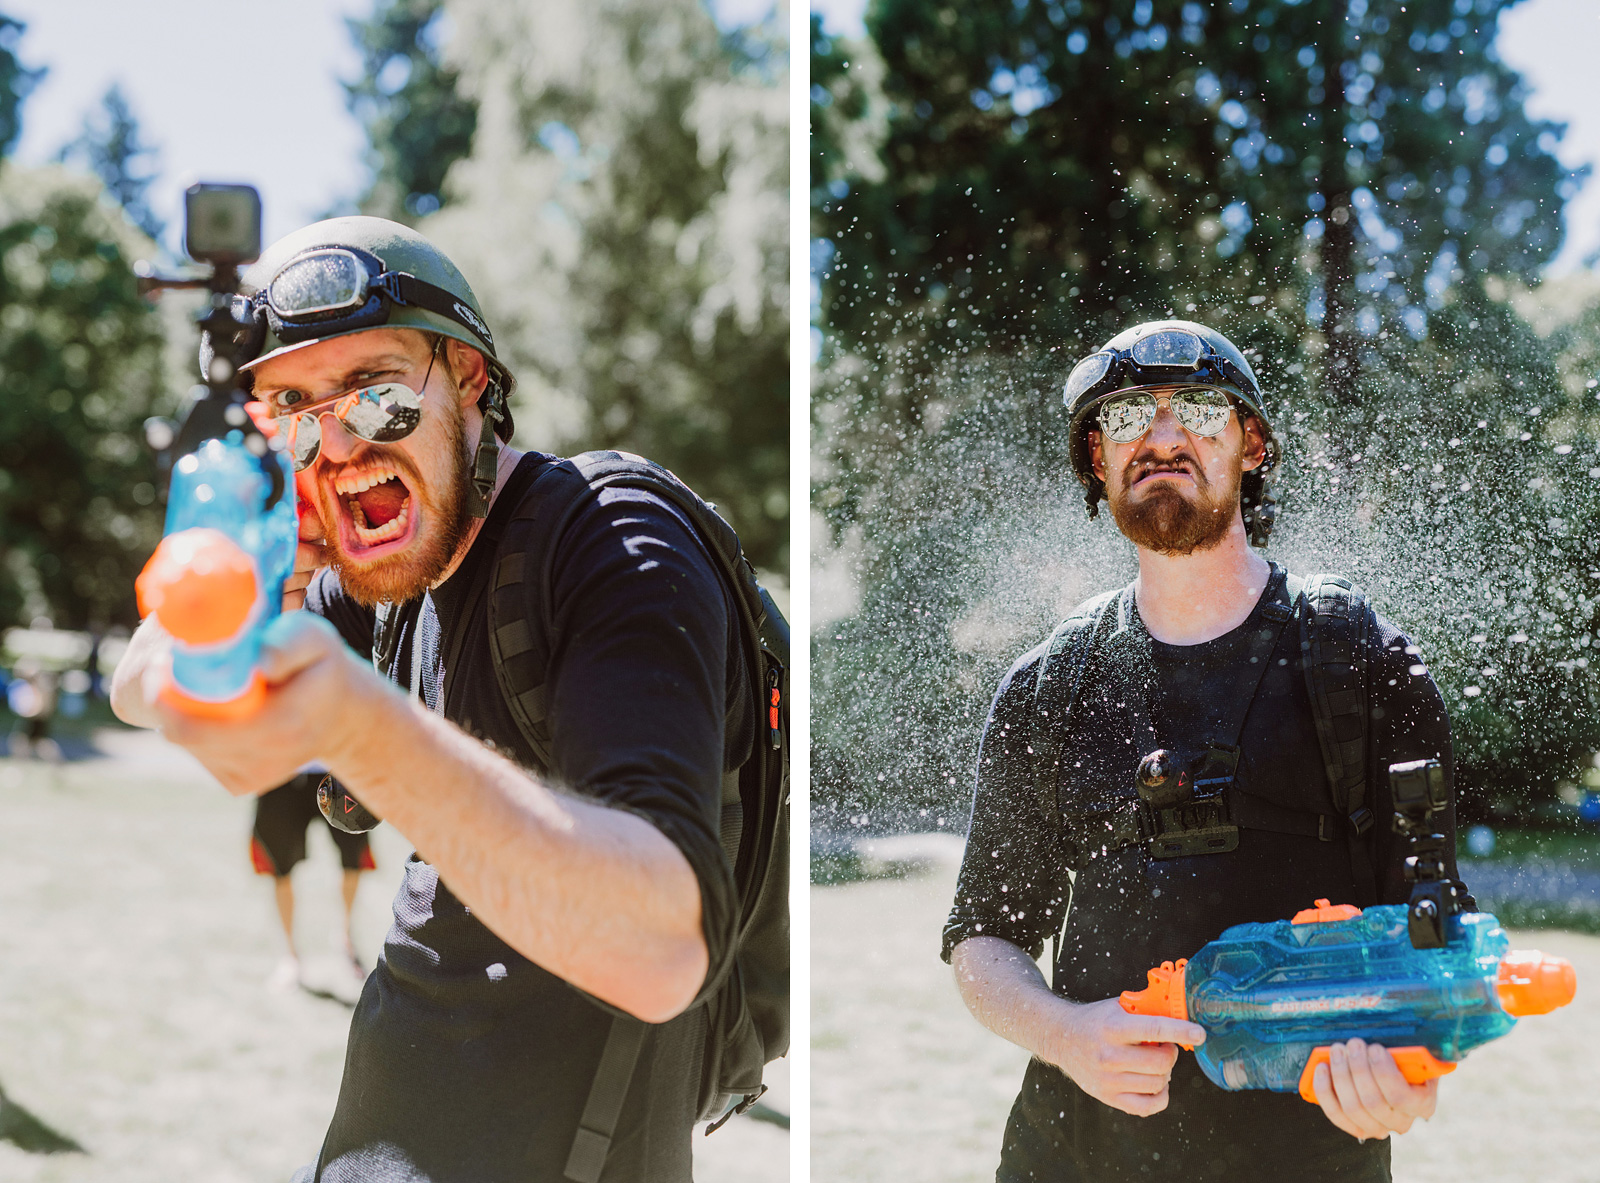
1297,1046,1456,1105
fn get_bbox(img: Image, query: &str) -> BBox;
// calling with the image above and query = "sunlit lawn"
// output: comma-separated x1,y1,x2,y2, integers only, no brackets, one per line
813,854,1600,1183
0,725,785,1182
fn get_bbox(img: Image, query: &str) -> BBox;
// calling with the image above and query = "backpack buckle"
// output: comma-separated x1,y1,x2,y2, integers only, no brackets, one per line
704,1084,768,1135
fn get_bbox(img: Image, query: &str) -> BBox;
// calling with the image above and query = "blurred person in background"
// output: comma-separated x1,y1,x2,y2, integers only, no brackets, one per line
7,656,60,762
944,320,1471,1181
251,762,375,994
112,217,761,1183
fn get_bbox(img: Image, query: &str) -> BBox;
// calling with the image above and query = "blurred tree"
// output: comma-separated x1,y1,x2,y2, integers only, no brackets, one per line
0,168,168,631
421,0,789,571
345,0,478,221
0,13,39,159
57,84,163,241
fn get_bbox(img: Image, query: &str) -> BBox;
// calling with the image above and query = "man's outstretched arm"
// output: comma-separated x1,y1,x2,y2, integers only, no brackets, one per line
951,934,1206,1117
121,611,708,1024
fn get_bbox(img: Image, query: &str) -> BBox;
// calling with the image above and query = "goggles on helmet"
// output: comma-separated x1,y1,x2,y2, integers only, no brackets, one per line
1065,328,1255,411
256,245,497,357
271,345,437,471
1096,386,1234,443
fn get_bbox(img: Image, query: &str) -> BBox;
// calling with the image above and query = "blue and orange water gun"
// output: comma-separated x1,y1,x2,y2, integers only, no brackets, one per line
1119,897,1575,1101
132,184,298,718
1120,757,1576,1101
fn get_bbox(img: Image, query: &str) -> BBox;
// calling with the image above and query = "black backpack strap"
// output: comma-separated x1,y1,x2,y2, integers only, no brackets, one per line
561,1015,647,1183
1296,573,1380,906
1031,588,1123,826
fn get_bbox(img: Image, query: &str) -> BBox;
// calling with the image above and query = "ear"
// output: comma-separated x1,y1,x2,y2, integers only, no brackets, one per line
1088,428,1107,482
1239,414,1267,473
445,339,490,407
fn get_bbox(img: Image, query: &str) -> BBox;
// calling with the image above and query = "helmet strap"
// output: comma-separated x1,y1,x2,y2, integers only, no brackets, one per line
467,388,504,518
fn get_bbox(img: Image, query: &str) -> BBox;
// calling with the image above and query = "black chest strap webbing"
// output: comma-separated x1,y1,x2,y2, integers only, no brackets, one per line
1031,573,1378,888
1053,575,1303,859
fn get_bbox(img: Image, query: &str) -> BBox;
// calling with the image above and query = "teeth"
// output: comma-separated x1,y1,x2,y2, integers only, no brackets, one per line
349,498,367,529
334,467,400,497
351,501,410,547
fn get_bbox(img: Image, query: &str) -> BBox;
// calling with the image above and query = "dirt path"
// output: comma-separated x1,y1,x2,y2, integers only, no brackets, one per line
814,858,1600,1182
0,729,785,1181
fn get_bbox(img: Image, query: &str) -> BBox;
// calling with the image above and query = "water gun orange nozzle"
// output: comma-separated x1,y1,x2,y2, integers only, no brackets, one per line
1497,950,1577,1017
1120,959,1190,1025
136,528,259,646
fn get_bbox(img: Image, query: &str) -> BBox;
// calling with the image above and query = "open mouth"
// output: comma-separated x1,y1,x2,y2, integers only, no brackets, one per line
330,464,417,555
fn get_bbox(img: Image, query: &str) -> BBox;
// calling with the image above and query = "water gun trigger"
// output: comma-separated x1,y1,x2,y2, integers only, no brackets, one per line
1119,959,1193,1050
1297,1045,1456,1104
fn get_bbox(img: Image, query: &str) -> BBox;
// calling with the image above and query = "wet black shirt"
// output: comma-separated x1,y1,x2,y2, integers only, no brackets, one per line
302,452,749,1183
942,565,1461,1183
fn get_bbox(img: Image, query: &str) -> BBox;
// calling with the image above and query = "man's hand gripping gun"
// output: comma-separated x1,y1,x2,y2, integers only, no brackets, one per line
1120,760,1576,1102
131,184,298,718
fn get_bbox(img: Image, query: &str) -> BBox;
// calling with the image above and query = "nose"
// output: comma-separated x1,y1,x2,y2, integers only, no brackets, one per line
1141,400,1189,453
314,409,361,464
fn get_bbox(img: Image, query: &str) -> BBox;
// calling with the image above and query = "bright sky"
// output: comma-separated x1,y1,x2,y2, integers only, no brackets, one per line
810,0,1600,275
8,0,370,256
6,0,779,260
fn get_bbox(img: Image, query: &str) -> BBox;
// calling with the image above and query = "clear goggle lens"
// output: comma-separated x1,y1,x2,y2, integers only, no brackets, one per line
1127,329,1206,368
273,382,424,471
1096,386,1233,443
266,249,372,318
1065,351,1114,402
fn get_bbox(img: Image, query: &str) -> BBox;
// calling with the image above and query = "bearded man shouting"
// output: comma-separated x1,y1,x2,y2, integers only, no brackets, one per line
113,218,759,1182
942,320,1470,1181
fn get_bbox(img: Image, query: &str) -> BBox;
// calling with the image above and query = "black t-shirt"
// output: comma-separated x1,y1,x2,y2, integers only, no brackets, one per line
942,565,1461,1183
302,452,749,1183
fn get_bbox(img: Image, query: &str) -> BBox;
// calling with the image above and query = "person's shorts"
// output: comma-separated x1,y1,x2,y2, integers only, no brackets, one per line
251,772,376,877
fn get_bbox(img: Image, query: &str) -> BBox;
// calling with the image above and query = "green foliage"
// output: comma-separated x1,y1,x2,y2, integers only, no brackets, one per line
0,14,40,159
0,167,169,630
815,0,1572,355
421,0,789,571
57,84,163,240
812,0,1596,829
345,0,478,220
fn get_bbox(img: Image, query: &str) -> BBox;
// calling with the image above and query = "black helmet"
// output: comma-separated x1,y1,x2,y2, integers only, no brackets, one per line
1063,319,1280,546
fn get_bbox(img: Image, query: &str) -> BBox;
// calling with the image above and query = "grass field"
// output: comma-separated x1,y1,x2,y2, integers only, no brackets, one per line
813,848,1600,1183
0,725,787,1182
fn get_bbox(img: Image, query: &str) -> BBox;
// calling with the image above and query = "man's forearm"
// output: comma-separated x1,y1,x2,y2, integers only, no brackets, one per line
952,935,1076,1061
327,675,709,1024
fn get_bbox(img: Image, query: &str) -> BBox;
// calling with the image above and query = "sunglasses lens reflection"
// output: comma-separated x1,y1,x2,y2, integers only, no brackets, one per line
1098,393,1157,442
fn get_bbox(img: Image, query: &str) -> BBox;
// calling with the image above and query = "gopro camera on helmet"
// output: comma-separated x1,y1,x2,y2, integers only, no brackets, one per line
183,183,262,268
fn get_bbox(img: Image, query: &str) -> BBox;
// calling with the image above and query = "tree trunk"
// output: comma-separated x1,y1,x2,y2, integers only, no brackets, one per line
1320,0,1357,405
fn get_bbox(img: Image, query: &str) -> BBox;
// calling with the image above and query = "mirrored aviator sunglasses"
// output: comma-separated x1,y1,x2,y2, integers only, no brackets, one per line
1096,386,1233,444
274,382,424,471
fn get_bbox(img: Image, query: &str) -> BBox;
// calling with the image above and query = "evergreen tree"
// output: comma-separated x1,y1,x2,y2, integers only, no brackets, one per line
0,168,168,630
815,0,1572,376
58,84,163,241
345,0,479,220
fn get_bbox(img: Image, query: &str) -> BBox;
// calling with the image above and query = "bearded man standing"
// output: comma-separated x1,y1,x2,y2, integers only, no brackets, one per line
942,321,1468,1181
112,218,762,1182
